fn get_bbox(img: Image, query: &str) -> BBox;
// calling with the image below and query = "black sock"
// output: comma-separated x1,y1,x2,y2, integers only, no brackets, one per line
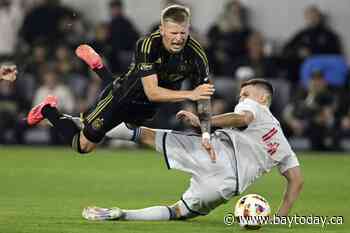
42,106,80,145
93,66,114,83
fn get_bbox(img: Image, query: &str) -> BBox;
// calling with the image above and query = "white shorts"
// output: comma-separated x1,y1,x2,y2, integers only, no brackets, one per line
155,130,238,215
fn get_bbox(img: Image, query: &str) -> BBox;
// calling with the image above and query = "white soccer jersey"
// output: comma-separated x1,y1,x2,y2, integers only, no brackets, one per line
217,98,299,193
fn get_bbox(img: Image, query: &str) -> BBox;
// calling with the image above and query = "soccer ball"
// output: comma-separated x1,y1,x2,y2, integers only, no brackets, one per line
234,194,271,230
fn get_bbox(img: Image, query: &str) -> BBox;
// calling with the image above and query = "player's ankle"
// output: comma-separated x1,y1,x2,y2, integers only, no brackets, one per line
41,105,58,119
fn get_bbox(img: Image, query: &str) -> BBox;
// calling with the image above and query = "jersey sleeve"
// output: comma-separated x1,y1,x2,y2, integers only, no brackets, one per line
234,98,259,119
277,152,300,174
134,36,158,77
188,37,210,85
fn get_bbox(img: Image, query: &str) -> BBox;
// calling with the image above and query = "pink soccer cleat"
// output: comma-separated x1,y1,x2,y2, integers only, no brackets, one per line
27,95,58,126
75,44,103,69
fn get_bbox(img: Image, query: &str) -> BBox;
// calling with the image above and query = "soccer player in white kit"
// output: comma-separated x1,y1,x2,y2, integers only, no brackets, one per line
83,79,303,221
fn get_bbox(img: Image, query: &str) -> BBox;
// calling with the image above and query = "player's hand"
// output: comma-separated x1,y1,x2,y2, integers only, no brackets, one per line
189,84,215,101
0,65,17,82
201,133,216,163
176,110,200,128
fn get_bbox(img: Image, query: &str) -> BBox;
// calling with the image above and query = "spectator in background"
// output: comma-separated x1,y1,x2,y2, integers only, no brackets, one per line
54,44,89,101
24,44,49,78
58,10,87,47
0,79,28,144
207,0,252,76
282,5,343,84
20,0,76,47
77,72,103,113
233,31,289,116
108,0,139,74
90,23,112,61
89,22,114,89
283,70,338,150
233,31,279,79
339,109,350,145
33,67,75,114
32,67,75,144
0,0,24,61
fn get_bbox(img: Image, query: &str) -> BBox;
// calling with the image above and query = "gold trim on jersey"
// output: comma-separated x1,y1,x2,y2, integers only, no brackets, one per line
86,91,114,123
147,35,160,54
188,38,208,66
141,31,161,56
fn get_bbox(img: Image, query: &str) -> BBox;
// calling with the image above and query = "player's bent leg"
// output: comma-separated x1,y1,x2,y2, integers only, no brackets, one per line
139,127,172,148
105,124,171,150
75,44,115,83
139,127,157,148
106,122,142,142
27,96,95,154
79,133,97,152
71,131,97,154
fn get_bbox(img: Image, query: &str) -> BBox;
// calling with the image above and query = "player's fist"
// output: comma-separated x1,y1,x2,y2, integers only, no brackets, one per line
176,110,200,128
189,84,215,101
0,65,17,82
201,132,216,163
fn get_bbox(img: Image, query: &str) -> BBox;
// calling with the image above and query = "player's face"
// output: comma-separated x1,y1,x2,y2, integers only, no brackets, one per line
239,85,266,104
160,21,190,53
304,7,321,27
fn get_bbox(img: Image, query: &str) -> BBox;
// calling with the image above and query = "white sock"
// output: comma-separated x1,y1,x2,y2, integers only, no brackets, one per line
106,123,140,141
121,206,171,221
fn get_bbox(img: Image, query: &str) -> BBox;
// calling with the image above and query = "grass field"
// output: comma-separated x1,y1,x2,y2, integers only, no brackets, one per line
0,147,348,233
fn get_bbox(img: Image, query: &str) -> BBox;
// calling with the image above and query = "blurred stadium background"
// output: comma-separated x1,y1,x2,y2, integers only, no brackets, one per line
1,0,350,150
0,0,349,232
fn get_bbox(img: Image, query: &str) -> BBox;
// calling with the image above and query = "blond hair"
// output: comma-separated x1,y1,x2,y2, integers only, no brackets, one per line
161,4,191,25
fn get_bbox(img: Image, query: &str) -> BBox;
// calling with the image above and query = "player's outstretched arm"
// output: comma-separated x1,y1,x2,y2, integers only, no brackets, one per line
0,65,17,82
177,110,254,129
142,75,215,102
176,110,254,129
277,166,304,216
210,111,254,128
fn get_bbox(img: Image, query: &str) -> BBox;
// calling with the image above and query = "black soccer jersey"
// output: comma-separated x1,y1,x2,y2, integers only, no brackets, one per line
83,31,210,143
117,31,210,102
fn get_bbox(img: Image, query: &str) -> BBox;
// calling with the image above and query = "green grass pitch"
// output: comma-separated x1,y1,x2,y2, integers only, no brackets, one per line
0,147,348,233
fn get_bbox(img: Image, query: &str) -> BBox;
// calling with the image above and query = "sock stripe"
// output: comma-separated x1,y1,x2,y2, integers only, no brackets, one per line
166,206,176,220
131,128,141,142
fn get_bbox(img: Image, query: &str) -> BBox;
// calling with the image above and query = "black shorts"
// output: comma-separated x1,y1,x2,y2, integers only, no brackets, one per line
82,84,158,143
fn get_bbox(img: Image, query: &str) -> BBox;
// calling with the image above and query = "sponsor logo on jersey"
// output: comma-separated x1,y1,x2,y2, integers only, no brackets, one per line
139,63,154,71
92,118,104,130
155,58,162,64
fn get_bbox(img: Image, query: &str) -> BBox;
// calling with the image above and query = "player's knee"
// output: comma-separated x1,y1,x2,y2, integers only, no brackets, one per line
139,127,156,147
72,132,96,154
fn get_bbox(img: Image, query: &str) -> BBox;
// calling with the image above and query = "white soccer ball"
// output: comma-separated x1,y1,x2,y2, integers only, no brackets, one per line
234,194,271,230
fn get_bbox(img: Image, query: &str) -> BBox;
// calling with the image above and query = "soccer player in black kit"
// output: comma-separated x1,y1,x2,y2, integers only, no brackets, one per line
27,5,216,159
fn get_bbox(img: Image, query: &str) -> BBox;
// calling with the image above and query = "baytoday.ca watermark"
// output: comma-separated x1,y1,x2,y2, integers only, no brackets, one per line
224,213,344,228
